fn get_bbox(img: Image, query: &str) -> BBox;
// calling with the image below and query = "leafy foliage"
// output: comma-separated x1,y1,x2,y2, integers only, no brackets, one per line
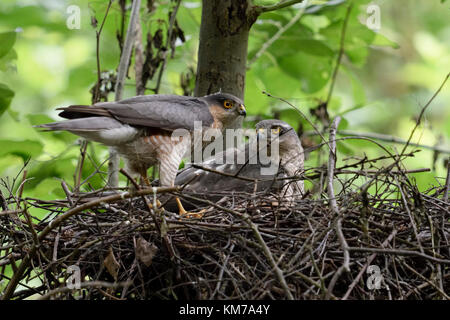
0,30,16,117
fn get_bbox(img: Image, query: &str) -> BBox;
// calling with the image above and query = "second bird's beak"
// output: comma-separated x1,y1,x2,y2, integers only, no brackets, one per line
238,104,246,116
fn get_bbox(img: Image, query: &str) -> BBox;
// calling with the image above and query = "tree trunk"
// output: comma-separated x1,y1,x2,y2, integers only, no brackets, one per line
195,0,257,101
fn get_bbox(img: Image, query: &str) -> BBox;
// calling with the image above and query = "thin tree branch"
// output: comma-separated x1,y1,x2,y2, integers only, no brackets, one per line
325,1,352,106
327,116,350,274
254,0,346,14
1,185,179,300
325,130,450,155
115,0,142,100
134,17,145,96
444,156,450,202
154,0,182,94
255,0,306,13
38,281,132,300
248,7,305,67
263,91,333,155
94,0,113,103
108,0,142,188
400,72,450,157
178,193,294,300
347,247,450,265
342,229,397,300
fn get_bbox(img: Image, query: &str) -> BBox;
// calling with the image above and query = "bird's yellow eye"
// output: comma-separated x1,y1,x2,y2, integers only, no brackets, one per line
223,100,233,109
271,127,281,134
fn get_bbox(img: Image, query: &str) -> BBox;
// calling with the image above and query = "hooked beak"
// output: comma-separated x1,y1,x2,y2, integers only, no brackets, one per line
238,104,246,116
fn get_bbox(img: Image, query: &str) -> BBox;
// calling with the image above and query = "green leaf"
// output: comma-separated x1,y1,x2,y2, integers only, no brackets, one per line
296,39,334,57
0,31,16,59
0,49,17,71
279,52,333,93
372,33,400,49
301,15,330,33
338,116,349,130
345,43,369,67
0,139,43,161
0,83,15,117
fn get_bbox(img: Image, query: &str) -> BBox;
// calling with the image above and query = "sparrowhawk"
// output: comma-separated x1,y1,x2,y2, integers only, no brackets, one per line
36,93,246,215
173,119,304,208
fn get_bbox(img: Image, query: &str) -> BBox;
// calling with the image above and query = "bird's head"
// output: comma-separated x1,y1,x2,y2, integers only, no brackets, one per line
202,93,246,128
255,120,302,154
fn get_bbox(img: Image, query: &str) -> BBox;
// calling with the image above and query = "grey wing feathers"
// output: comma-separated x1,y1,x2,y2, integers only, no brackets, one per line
58,95,215,131
35,117,124,132
175,145,287,193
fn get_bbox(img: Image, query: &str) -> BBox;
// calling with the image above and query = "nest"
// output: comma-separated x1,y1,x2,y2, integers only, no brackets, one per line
1,152,449,300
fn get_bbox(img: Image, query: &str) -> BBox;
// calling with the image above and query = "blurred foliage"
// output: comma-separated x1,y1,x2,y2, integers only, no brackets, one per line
0,0,449,205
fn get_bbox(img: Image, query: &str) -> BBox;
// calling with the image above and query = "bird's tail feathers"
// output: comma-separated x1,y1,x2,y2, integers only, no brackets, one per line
34,117,123,132
57,105,111,119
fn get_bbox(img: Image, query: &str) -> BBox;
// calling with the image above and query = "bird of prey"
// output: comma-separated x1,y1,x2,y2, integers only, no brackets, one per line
36,93,246,216
174,119,304,207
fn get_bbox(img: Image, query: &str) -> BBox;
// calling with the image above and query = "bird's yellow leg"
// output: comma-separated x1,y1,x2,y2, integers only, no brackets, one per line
175,197,205,218
140,170,151,187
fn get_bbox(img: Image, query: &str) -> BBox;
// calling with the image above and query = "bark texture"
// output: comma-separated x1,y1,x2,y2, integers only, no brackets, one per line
195,0,257,101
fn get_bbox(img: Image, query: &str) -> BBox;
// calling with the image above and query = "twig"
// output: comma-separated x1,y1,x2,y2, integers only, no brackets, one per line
37,281,132,300
444,156,450,202
134,17,145,96
74,141,88,193
114,0,142,101
17,170,28,200
254,0,346,14
249,222,294,300
22,202,39,247
327,117,340,215
154,0,182,94
342,229,397,300
347,247,450,264
325,2,353,106
254,0,306,13
0,189,7,210
60,181,74,207
178,193,294,300
401,261,450,300
397,181,424,254
329,130,450,155
1,186,179,300
108,0,142,188
325,265,346,299
93,0,113,103
328,116,350,275
400,72,450,157
0,209,22,216
263,91,333,154
248,7,305,67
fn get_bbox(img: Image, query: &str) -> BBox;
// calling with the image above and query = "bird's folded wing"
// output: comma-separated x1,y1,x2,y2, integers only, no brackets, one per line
58,94,215,131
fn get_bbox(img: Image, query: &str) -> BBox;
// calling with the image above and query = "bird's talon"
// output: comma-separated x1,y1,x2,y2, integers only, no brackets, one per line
179,209,206,219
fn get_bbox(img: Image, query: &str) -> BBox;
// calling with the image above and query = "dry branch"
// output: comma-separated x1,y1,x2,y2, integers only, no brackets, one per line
108,0,142,188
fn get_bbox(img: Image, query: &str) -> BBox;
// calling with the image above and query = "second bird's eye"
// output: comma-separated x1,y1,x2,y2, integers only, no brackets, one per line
271,127,281,134
223,100,233,109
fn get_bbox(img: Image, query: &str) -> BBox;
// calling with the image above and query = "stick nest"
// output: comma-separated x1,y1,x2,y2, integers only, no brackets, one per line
0,162,449,300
